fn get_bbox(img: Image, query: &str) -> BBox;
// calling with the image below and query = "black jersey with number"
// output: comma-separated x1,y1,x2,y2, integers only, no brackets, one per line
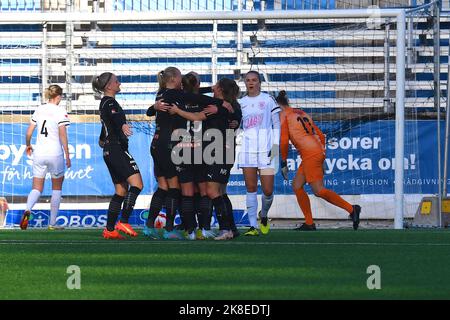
171,86,214,146
173,103,204,147
150,88,223,150
171,89,217,146
99,96,128,149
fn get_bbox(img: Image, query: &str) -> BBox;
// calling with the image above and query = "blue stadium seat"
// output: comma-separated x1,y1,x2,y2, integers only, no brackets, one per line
0,0,443,113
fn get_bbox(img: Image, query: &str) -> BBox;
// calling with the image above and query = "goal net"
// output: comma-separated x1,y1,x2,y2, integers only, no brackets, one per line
0,4,439,229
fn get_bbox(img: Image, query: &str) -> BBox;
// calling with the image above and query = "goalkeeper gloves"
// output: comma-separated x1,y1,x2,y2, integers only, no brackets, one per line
281,160,288,180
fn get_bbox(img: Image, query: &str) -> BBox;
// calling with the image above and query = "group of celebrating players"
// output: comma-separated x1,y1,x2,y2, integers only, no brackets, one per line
18,68,361,239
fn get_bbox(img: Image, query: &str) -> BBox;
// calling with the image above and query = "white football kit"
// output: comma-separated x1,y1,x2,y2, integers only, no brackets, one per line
237,92,281,169
30,103,70,178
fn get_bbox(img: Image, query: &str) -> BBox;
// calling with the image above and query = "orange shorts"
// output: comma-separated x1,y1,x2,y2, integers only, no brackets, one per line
298,153,325,183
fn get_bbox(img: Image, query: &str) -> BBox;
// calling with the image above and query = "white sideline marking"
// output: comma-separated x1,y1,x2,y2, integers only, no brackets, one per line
0,240,449,246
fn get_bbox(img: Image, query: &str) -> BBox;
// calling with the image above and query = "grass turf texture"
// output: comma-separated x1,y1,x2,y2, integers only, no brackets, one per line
0,229,449,300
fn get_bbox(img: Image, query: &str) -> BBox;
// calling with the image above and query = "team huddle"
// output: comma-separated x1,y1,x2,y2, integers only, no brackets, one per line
19,68,361,239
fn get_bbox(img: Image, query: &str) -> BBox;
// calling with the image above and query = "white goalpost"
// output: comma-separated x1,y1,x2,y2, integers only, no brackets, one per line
0,7,424,230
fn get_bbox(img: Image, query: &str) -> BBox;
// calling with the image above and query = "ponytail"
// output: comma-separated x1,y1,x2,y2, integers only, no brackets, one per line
157,67,181,91
92,72,114,95
275,90,289,106
44,84,63,100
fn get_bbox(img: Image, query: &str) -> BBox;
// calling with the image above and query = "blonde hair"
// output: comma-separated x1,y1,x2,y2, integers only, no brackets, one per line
44,85,63,100
157,67,181,90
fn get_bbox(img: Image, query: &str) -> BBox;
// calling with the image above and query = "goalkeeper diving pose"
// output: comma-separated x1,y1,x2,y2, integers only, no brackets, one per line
277,91,361,231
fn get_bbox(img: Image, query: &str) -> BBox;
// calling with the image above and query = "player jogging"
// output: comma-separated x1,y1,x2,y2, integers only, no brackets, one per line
277,90,361,230
20,85,71,230
93,72,143,239
238,71,281,236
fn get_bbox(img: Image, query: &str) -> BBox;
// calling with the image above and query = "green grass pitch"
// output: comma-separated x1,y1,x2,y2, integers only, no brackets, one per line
0,228,449,300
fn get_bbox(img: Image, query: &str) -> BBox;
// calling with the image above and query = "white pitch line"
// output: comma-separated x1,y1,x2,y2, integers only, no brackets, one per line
0,240,450,246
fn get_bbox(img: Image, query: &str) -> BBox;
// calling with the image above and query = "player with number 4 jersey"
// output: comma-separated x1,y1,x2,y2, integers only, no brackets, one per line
20,85,71,231
32,104,70,158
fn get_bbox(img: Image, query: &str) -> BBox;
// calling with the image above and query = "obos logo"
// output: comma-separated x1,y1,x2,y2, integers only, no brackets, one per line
28,211,49,228
56,213,106,228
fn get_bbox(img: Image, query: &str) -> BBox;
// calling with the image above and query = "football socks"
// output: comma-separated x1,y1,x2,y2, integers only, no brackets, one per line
120,186,141,223
181,195,195,233
223,193,237,232
294,187,314,226
106,194,125,231
146,188,167,228
316,188,353,214
165,188,180,232
199,196,212,230
25,189,41,212
49,190,62,226
212,195,230,230
260,193,274,218
246,191,258,228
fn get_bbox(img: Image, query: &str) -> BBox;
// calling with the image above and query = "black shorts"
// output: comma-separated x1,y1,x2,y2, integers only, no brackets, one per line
151,144,178,179
203,164,232,184
103,143,140,184
177,164,204,184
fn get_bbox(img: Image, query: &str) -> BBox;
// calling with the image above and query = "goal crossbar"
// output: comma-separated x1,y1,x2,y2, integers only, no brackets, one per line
0,9,405,23
0,8,408,229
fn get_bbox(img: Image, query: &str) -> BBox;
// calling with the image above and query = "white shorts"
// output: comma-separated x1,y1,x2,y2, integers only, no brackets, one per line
237,151,277,171
32,155,65,179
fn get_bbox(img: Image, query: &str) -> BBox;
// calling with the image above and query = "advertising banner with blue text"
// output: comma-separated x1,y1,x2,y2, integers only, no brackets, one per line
0,120,443,197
